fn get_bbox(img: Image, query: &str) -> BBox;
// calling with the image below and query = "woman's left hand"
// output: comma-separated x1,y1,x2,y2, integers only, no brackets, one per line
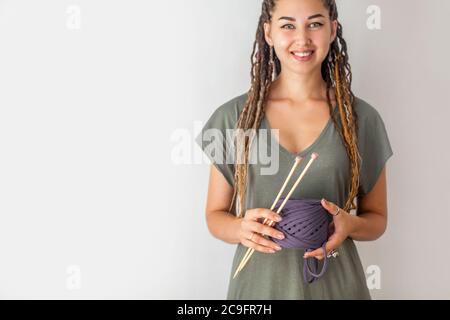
303,198,356,260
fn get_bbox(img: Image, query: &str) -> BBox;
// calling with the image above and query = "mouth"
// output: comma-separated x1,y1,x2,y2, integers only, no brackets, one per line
290,50,315,61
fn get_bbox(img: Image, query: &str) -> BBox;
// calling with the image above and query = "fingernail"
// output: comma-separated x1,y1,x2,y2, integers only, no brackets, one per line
275,246,282,251
275,216,282,222
277,234,284,239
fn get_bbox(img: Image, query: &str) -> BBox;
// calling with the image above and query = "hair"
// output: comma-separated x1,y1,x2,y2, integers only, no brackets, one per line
228,0,362,217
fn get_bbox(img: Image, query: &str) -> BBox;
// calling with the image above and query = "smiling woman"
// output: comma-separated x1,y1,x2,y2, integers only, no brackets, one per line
196,0,393,300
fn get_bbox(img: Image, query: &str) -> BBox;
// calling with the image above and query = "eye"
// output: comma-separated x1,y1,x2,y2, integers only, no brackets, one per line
309,22,324,28
281,24,295,30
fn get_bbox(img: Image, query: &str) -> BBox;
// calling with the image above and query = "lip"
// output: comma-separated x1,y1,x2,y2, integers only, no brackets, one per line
291,50,315,62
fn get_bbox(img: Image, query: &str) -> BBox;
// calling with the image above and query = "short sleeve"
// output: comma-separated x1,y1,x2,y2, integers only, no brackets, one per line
195,94,246,187
356,98,394,197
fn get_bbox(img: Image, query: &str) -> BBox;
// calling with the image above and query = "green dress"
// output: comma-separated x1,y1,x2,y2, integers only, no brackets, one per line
195,92,394,300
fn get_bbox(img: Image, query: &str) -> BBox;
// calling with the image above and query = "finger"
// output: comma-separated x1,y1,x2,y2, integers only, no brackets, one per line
321,198,341,217
304,248,326,260
324,234,342,253
303,240,338,260
251,233,282,251
241,238,276,254
248,221,285,240
259,209,283,224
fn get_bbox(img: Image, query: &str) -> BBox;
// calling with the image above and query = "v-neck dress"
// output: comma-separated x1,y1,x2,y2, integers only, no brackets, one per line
195,91,394,300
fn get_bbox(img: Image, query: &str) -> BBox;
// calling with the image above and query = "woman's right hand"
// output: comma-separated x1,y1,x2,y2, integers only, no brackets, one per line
237,208,285,253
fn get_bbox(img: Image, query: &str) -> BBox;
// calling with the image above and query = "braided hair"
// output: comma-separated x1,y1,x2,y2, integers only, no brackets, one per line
229,0,361,217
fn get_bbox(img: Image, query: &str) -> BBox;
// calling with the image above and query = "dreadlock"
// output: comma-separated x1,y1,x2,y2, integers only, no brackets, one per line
229,0,361,217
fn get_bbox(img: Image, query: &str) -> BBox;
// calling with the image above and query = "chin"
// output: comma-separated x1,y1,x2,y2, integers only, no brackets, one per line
289,61,322,73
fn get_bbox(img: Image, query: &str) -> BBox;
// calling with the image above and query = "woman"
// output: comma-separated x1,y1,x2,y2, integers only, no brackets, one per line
196,0,393,299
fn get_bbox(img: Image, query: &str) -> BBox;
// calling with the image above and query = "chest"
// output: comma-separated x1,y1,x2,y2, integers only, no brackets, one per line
264,101,334,155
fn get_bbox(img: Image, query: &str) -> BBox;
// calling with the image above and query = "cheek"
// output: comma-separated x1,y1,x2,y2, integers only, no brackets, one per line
273,33,296,51
311,34,332,58
313,32,332,48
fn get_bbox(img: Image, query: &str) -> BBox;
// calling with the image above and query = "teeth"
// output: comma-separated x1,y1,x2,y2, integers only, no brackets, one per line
293,51,313,57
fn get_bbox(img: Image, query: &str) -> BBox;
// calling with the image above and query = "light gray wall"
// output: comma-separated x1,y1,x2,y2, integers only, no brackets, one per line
0,0,448,299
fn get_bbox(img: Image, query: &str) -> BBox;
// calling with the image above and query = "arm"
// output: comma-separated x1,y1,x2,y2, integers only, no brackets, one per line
349,165,388,241
204,164,241,244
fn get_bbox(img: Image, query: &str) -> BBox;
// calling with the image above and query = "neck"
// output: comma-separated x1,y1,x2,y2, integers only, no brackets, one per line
270,67,328,104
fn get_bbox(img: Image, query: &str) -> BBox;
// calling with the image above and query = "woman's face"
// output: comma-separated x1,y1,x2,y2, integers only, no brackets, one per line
264,0,337,75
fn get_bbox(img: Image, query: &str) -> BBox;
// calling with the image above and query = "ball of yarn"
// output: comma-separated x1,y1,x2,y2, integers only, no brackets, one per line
269,197,333,283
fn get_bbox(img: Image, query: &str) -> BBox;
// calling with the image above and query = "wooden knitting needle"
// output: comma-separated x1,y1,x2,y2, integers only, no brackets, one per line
233,152,319,278
233,156,302,276
233,152,319,279
232,156,303,279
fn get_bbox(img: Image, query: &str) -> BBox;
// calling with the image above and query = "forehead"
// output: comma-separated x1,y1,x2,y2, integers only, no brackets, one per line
272,0,328,19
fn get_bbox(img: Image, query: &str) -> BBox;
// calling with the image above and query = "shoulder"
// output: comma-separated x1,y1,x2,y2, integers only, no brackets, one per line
353,95,390,138
209,91,248,128
353,96,384,124
353,96,393,154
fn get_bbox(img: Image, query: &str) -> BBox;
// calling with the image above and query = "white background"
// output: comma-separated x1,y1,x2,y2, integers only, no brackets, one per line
0,0,449,299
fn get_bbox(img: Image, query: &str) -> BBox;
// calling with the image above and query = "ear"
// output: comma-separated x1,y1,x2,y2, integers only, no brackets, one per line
263,22,273,46
330,20,338,43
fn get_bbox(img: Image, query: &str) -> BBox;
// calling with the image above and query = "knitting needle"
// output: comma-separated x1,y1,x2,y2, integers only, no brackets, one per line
233,152,319,278
233,152,318,278
233,156,302,276
232,156,303,279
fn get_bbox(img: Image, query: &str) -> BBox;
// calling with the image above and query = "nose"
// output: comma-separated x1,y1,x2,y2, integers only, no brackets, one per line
294,28,312,47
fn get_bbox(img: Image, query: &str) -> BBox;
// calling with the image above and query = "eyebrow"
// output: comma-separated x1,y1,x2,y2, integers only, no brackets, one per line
278,14,325,22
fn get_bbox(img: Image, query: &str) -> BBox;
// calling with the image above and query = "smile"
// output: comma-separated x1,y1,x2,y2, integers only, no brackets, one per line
291,50,315,61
